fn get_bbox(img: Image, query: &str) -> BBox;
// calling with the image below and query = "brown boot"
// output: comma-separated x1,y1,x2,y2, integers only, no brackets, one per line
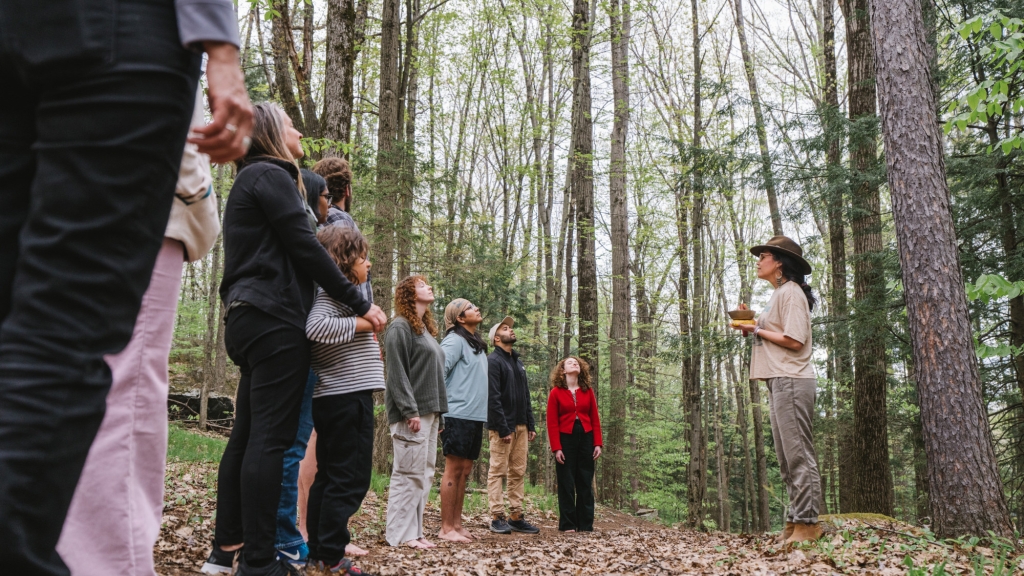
776,522,795,543
784,522,823,545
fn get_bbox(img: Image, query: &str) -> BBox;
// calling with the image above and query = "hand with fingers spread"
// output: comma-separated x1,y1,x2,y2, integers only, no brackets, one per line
189,42,253,163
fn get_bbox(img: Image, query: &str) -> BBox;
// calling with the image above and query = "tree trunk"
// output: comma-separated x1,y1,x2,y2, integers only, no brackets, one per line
606,0,631,509
322,0,367,153
839,0,893,515
396,0,419,280
730,0,782,236
270,0,305,133
373,0,401,315
822,0,856,515
684,0,706,530
571,0,598,388
868,0,1014,539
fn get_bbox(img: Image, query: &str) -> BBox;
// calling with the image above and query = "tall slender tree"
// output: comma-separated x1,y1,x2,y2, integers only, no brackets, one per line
571,0,598,381
839,0,894,515
606,0,632,508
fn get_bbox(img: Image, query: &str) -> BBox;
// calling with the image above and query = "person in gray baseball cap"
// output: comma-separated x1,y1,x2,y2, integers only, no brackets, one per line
485,316,540,535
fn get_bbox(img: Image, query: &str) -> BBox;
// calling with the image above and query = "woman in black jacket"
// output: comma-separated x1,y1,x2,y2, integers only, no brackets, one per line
203,103,384,576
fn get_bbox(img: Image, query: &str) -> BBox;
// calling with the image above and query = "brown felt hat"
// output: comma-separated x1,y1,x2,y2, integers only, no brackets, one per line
750,236,812,275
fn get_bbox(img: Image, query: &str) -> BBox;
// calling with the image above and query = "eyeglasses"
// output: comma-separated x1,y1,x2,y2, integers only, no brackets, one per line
320,193,333,202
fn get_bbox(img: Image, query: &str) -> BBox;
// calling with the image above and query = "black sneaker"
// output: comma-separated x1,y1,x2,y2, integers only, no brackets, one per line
490,515,513,534
236,557,303,576
508,515,540,534
201,544,238,574
314,558,374,575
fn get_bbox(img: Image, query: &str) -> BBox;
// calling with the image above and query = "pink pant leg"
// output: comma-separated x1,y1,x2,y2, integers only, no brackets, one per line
57,239,185,576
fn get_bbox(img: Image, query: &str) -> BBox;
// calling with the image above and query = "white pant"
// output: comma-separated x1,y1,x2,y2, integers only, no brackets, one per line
385,412,438,546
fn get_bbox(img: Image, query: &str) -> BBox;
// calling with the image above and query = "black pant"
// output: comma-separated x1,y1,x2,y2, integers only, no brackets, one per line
0,1,200,574
555,420,595,531
307,390,375,565
215,307,311,565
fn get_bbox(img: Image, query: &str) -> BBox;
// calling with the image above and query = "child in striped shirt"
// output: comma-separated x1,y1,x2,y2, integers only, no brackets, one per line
304,225,383,574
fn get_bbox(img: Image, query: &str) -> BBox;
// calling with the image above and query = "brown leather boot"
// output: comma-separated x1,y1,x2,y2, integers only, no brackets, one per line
784,522,823,545
776,522,795,543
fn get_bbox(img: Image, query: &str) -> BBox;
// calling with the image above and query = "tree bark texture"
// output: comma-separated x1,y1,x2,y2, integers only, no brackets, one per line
839,0,893,515
373,0,402,315
730,0,782,236
270,0,305,133
868,0,1014,539
571,0,599,382
606,0,631,509
322,0,366,152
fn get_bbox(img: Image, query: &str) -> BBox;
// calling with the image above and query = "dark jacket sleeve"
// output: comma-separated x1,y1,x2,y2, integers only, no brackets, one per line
253,169,370,316
526,381,537,433
488,356,512,437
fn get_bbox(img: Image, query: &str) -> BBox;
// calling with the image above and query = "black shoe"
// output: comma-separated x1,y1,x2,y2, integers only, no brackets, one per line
508,515,540,534
201,544,238,574
236,557,304,576
490,515,513,534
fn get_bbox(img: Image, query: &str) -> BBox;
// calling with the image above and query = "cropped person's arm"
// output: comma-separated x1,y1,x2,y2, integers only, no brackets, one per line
254,170,371,317
305,291,357,344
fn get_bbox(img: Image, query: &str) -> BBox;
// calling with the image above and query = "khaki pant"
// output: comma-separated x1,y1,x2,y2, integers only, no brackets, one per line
487,425,529,516
766,377,821,524
385,413,438,545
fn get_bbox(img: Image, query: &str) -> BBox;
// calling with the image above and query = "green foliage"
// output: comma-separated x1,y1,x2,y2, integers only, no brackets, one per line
167,424,228,463
946,11,1024,153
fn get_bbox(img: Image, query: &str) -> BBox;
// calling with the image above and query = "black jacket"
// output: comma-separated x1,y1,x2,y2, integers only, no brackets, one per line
220,157,370,328
487,347,535,437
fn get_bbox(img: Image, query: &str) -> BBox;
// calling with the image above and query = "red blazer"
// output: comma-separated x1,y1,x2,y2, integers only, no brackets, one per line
546,386,602,452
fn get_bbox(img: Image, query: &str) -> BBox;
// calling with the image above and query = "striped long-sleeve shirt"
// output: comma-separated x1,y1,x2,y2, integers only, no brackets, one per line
306,287,385,398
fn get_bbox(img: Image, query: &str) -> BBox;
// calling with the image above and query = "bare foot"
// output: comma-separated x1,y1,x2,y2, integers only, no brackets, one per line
345,543,368,556
417,537,437,549
455,527,475,541
438,529,472,543
403,539,428,549
564,530,576,533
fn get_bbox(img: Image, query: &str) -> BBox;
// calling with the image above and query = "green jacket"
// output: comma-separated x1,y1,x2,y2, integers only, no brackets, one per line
384,316,448,425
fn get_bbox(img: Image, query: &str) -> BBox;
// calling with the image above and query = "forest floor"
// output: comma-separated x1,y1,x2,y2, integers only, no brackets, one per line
157,426,1023,575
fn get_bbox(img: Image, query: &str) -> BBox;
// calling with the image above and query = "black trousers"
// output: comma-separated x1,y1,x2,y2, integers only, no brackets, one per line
555,420,596,531
215,307,311,565
0,1,200,574
307,390,375,565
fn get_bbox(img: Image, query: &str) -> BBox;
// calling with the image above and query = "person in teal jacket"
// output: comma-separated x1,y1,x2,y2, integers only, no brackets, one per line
437,299,489,542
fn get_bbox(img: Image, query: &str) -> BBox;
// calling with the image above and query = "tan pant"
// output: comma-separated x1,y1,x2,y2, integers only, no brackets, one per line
385,413,438,545
766,377,821,524
487,424,529,516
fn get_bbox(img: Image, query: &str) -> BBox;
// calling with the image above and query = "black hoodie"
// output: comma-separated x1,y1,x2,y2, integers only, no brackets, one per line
220,156,369,328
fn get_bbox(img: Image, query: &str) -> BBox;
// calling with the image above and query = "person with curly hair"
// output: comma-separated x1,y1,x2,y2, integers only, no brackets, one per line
546,357,603,532
384,276,447,549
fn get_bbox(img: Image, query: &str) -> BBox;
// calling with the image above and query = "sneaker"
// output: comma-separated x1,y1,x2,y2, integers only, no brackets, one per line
490,514,512,534
310,558,374,575
508,514,540,534
236,557,303,576
276,542,309,566
201,544,238,574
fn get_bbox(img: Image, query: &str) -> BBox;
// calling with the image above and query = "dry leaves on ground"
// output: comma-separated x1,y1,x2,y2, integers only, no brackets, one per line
157,461,1022,575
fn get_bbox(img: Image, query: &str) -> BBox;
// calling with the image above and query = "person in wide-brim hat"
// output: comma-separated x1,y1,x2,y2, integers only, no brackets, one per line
749,235,812,275
732,235,822,546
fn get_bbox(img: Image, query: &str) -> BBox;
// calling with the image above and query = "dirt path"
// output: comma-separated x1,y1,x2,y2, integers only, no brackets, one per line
157,462,1022,575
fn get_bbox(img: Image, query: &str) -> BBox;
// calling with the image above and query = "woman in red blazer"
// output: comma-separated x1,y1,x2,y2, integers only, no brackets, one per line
546,357,602,532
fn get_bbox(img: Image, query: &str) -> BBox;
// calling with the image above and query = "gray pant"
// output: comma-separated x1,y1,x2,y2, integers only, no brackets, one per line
385,413,438,545
766,377,820,524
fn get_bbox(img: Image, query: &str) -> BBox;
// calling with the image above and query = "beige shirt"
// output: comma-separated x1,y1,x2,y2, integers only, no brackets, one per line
749,281,816,380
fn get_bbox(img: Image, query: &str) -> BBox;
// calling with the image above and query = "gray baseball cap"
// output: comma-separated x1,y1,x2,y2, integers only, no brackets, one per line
487,316,515,344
